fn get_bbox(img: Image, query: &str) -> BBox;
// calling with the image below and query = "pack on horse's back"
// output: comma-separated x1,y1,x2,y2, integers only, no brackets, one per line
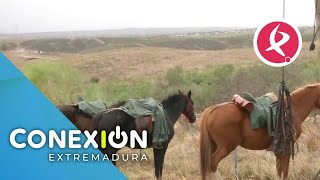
93,91,197,180
232,92,278,136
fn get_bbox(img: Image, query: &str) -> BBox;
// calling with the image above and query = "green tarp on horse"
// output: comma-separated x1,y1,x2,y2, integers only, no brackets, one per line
120,98,170,144
77,96,170,145
242,92,277,136
77,96,107,116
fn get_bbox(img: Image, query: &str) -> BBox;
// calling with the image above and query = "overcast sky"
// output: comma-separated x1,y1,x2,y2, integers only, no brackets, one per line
0,0,315,33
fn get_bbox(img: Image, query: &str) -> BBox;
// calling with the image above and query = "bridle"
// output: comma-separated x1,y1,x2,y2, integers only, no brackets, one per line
181,94,194,122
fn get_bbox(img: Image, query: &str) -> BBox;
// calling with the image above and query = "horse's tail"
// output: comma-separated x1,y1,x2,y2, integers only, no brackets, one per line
200,106,218,180
276,150,291,179
276,156,282,178
283,155,291,178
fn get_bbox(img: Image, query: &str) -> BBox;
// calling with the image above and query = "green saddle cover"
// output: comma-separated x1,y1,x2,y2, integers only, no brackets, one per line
120,98,170,144
77,96,107,116
242,92,277,136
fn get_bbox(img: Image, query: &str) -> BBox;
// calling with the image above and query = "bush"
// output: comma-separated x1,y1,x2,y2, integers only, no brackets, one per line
0,42,17,51
83,79,151,106
23,61,83,104
22,60,153,106
150,58,320,111
23,57,320,111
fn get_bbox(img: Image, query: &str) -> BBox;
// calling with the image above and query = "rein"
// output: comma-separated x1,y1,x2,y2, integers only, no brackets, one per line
273,82,296,159
272,0,296,159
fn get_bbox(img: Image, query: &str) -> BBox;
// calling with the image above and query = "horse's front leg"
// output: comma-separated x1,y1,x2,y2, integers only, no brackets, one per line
109,151,117,166
100,148,118,166
153,144,168,180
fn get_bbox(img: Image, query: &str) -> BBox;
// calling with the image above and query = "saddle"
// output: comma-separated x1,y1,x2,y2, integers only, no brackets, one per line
232,92,278,136
232,94,254,112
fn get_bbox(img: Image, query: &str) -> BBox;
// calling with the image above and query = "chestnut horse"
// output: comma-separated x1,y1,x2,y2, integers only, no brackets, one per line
200,83,320,180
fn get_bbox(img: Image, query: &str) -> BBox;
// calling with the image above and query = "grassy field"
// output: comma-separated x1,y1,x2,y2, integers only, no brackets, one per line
4,29,320,179
20,58,320,179
118,118,320,180
21,56,320,111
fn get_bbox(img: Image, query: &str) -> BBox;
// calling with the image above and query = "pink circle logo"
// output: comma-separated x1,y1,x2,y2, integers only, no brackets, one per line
253,20,302,67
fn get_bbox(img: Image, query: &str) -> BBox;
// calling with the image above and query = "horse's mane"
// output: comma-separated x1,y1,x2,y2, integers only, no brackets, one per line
291,83,320,96
109,101,126,108
161,93,183,107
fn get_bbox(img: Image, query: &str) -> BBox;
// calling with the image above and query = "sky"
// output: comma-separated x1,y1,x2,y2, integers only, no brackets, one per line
0,0,316,33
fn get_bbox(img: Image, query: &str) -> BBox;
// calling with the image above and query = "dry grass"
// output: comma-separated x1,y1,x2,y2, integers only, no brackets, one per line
4,42,317,81
117,117,320,180
3,34,319,179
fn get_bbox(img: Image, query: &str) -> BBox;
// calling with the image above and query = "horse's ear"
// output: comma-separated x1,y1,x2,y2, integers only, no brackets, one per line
187,90,192,97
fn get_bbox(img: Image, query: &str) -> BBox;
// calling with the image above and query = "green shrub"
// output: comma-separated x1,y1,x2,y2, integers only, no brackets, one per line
22,57,320,112
23,61,83,104
0,42,17,51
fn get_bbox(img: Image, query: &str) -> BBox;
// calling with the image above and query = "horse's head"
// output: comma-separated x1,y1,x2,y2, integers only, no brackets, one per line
179,90,197,123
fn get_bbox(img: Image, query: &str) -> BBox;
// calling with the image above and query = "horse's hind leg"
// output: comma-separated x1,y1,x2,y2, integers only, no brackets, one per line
210,147,233,180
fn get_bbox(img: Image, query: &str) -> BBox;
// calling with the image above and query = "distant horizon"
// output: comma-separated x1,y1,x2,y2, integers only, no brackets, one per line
0,25,313,35
0,26,242,35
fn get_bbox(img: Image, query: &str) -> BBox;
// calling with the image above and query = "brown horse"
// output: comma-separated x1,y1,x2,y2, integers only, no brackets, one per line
57,104,95,133
57,100,158,134
200,83,320,180
57,101,125,133
58,92,196,179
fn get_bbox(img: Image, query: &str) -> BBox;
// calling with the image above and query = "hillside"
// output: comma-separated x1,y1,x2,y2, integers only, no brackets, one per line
2,26,316,82
0,27,313,53
0,27,236,39
3,28,319,179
